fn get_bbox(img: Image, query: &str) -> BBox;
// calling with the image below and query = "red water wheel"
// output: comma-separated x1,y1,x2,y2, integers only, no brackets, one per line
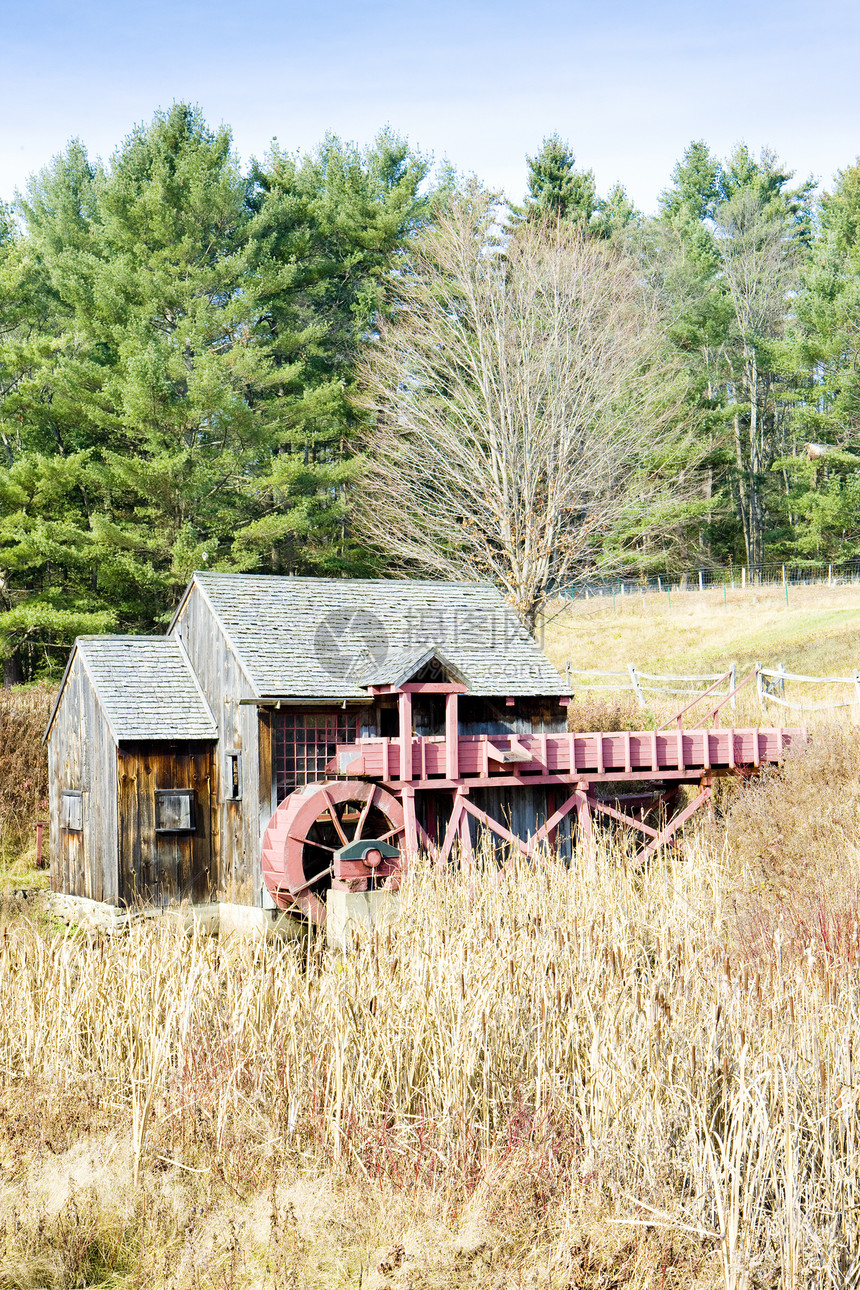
261,781,406,923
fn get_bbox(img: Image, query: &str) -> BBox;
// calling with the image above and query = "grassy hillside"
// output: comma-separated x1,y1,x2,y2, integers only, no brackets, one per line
543,582,860,727
544,582,860,676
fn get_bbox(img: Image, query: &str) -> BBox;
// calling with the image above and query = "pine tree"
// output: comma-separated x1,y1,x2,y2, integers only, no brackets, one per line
592,182,638,240
514,135,597,227
650,141,814,570
785,161,860,560
0,112,436,675
0,107,270,672
237,129,431,575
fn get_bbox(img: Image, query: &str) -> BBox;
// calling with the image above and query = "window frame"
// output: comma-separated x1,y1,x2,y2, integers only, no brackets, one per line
154,789,197,834
225,750,243,802
60,790,83,833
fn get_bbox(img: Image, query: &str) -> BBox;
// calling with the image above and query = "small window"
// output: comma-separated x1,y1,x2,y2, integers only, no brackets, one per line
155,790,196,833
60,791,83,832
225,751,242,801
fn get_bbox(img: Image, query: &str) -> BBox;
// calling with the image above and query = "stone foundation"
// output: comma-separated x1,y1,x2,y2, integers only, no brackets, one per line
325,889,401,951
47,893,304,940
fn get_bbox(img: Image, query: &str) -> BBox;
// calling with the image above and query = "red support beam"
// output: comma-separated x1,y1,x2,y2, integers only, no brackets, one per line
586,795,662,841
635,783,713,866
398,690,413,782
460,797,535,858
401,682,467,694
445,691,459,779
533,791,582,843
458,809,474,865
576,792,595,870
401,783,419,856
369,682,466,695
438,791,466,868
415,819,438,863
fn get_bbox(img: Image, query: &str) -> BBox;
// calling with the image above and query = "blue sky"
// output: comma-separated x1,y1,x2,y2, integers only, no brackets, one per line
3,0,858,212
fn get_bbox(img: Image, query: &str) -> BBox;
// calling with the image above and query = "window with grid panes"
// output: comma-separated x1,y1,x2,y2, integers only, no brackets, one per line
273,711,359,802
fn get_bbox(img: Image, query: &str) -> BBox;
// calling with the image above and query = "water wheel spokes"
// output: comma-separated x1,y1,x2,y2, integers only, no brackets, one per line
261,780,405,924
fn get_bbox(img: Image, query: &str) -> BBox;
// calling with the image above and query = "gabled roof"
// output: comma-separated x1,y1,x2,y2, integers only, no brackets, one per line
175,573,567,699
45,637,218,743
361,645,469,690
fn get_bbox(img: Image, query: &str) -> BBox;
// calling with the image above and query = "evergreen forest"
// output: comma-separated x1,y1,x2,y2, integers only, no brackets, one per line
1,106,858,678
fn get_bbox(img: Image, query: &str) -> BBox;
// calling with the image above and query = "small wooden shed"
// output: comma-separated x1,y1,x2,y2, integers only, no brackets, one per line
45,636,218,905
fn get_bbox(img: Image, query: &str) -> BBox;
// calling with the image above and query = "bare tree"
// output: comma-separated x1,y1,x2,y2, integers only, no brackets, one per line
355,191,692,631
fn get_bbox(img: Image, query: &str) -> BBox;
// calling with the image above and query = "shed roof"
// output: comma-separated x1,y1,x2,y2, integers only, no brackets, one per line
46,637,218,743
180,573,567,699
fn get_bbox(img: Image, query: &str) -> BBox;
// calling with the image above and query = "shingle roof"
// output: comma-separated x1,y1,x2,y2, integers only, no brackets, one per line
184,573,567,699
75,637,217,741
361,645,470,690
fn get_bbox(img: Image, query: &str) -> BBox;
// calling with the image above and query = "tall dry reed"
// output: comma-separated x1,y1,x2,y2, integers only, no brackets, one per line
0,683,53,861
1,833,860,1286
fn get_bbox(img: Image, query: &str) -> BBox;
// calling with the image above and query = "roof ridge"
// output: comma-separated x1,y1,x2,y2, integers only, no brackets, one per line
192,571,498,590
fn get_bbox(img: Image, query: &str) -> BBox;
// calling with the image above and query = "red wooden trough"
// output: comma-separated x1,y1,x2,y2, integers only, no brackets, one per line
261,668,807,923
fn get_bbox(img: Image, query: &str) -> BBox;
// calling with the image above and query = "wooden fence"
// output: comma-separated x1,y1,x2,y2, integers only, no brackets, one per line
566,662,860,716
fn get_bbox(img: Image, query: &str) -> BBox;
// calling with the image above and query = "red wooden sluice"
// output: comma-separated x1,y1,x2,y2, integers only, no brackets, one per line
331,726,802,783
260,667,809,923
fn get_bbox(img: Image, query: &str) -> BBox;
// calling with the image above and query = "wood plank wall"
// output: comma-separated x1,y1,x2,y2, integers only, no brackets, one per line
459,696,567,737
171,586,263,905
47,654,118,902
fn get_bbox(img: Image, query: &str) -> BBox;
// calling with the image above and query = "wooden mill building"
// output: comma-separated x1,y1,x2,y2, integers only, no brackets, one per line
45,574,570,924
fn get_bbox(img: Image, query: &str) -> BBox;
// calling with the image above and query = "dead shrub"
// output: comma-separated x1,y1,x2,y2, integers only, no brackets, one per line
567,693,654,732
725,722,860,963
0,684,54,859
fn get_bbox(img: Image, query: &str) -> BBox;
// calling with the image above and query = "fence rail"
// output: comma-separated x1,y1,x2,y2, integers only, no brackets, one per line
567,661,860,717
756,664,860,714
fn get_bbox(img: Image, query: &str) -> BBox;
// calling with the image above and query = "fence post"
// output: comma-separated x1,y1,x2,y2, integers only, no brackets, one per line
699,570,703,591
776,662,786,700
729,663,736,711
829,564,833,587
756,661,765,714
566,662,572,690
628,663,645,708
742,567,746,589
853,669,860,713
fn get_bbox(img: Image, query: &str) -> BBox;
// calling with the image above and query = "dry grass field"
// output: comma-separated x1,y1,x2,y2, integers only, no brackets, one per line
543,582,860,732
0,587,858,1287
544,580,860,679
2,765,860,1290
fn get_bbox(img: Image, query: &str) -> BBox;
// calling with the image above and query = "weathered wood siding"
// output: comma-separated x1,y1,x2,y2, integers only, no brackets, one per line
466,787,574,859
458,696,567,736
171,584,262,905
48,654,118,902
116,743,214,904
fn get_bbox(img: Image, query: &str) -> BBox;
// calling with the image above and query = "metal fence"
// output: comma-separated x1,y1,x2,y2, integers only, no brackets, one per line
558,559,860,603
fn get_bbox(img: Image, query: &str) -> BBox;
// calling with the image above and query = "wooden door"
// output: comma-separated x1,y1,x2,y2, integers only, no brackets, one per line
117,743,215,906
